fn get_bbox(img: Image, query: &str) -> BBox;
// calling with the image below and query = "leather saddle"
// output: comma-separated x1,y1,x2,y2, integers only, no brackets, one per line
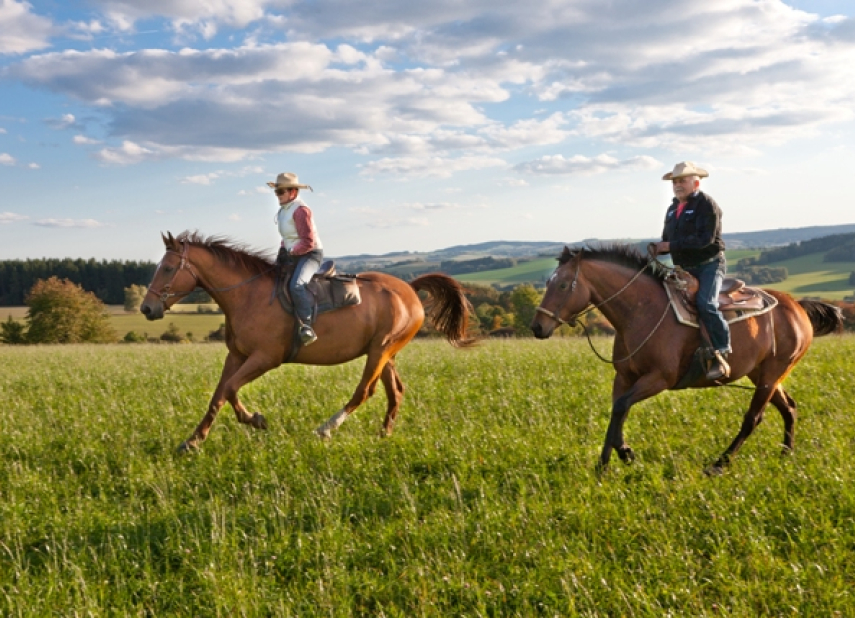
276,259,361,319
663,268,778,328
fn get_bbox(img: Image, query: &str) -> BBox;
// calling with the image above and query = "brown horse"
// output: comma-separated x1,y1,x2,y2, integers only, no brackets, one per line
530,244,843,474
141,231,475,451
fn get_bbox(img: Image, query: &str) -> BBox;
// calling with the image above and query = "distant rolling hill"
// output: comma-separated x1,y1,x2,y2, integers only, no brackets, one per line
333,223,855,268
331,223,855,299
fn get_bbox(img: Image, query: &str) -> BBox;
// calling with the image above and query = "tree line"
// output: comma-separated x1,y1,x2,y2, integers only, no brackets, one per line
0,258,156,306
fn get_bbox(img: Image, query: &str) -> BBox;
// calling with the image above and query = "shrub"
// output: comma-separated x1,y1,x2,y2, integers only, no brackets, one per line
25,277,117,343
123,331,146,343
160,322,186,343
0,315,27,344
207,323,227,341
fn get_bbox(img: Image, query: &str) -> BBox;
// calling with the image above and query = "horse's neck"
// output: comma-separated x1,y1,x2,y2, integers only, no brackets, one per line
584,261,662,330
191,250,268,314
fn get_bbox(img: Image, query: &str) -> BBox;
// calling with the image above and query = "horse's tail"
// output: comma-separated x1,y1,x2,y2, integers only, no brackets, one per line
410,274,477,348
797,299,844,336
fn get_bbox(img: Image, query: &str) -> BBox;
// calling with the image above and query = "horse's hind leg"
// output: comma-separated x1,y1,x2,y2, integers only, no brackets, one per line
380,358,405,437
315,348,390,440
770,385,797,454
708,383,777,474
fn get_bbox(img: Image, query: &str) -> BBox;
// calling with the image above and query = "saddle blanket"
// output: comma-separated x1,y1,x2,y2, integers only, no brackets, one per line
663,275,778,329
277,272,361,317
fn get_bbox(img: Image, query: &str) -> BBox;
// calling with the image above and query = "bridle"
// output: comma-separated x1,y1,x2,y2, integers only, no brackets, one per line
535,251,672,364
146,239,275,303
147,240,200,302
534,253,582,327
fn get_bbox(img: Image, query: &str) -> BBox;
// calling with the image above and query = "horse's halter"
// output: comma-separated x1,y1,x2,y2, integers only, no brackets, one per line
535,254,582,326
147,240,200,302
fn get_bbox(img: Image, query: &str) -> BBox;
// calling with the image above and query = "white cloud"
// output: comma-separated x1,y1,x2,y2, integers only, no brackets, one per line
73,134,101,145
0,0,53,54
33,218,109,228
514,154,662,176
3,0,855,176
405,202,459,211
27,162,40,169
94,140,157,165
181,172,219,185
0,153,16,165
0,211,28,223
361,155,506,178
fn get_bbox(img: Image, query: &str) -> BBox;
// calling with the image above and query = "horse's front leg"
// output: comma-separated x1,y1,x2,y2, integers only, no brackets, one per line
179,351,277,452
599,372,667,472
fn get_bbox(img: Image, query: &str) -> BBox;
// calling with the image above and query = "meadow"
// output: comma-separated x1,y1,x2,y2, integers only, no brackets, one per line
1,336,854,616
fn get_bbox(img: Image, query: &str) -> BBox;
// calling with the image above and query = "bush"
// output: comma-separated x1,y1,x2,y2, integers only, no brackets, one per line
160,323,186,343
0,315,26,344
123,331,146,343
208,323,227,341
123,284,149,312
25,277,117,343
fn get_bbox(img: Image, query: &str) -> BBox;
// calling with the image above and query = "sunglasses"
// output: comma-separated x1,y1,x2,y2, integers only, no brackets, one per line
274,187,290,196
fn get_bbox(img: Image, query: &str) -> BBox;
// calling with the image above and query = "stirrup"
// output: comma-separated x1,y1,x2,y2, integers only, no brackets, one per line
299,325,317,346
705,351,730,380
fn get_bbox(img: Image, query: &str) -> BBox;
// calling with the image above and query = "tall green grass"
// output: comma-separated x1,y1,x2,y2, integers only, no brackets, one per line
1,337,854,616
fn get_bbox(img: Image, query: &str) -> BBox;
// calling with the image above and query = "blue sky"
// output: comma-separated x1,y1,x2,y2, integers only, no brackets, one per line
2,0,854,261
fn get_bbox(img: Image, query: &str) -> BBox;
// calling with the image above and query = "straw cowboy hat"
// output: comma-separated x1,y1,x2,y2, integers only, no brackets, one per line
662,161,709,181
266,172,313,191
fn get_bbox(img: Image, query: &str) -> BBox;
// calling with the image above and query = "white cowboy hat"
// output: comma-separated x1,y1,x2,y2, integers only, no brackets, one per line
266,172,313,191
662,161,709,181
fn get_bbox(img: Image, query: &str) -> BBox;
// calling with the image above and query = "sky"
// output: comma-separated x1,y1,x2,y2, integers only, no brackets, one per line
1,0,855,262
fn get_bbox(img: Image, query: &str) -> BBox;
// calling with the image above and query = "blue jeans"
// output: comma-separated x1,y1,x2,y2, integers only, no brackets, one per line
687,256,731,353
289,249,323,325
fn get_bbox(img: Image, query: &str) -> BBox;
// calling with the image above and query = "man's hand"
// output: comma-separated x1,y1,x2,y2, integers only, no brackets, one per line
650,241,670,256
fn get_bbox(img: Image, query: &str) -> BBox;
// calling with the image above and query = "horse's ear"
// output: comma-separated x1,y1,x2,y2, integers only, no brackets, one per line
162,231,176,250
558,245,573,264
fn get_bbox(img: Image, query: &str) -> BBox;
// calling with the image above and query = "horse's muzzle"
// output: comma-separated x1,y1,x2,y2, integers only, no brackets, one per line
140,300,164,321
530,321,553,340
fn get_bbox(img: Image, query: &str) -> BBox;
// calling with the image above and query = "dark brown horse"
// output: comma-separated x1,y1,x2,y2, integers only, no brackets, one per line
530,244,843,474
141,231,475,451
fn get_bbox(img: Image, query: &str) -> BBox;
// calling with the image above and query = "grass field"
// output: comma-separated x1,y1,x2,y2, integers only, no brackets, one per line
2,336,854,616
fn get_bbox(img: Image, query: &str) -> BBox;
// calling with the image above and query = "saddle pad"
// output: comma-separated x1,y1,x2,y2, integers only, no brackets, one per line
664,279,778,329
277,274,361,317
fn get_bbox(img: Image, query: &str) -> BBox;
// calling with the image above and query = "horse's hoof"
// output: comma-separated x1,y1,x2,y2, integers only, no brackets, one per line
595,460,609,476
177,440,199,454
252,413,268,430
314,427,332,441
618,446,635,464
704,464,725,477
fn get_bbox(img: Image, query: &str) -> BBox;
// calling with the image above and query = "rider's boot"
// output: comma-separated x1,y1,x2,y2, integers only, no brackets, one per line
705,350,730,381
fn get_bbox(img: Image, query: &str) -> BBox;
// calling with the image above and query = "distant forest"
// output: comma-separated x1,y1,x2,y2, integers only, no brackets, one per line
0,259,156,306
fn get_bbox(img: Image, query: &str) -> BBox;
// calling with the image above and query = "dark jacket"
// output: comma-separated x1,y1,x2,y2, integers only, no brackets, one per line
661,190,725,268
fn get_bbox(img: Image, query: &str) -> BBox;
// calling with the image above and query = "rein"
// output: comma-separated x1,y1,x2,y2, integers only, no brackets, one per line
536,253,671,364
147,240,275,301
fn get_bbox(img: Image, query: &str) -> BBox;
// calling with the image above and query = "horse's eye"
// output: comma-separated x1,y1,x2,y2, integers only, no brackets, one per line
163,265,175,274
559,282,569,290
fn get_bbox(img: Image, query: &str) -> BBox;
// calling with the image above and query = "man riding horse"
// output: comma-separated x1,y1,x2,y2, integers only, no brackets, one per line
652,161,731,381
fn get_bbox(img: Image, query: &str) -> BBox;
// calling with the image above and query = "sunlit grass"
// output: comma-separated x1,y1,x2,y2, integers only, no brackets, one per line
1,337,854,615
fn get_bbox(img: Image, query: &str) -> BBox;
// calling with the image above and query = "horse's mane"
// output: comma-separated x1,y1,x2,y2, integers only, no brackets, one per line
168,231,275,276
558,243,666,282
